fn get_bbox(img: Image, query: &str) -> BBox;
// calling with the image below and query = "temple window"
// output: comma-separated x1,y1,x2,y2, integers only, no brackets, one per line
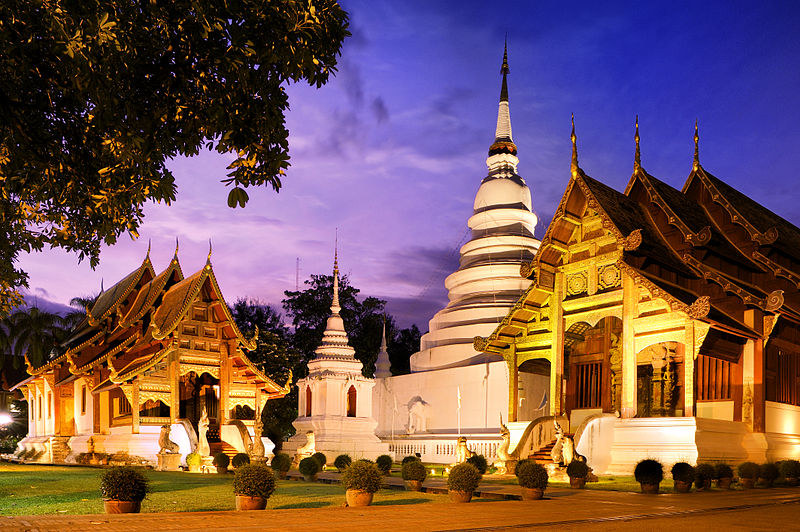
305,386,312,416
575,362,602,409
81,386,87,415
697,355,732,401
48,392,52,419
346,385,357,417
118,397,131,416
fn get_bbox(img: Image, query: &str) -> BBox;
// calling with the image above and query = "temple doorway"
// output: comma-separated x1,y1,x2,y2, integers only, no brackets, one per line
518,358,550,421
635,342,684,417
179,371,220,428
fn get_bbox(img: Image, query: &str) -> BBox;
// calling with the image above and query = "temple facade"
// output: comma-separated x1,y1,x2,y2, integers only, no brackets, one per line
12,248,290,465
474,120,800,472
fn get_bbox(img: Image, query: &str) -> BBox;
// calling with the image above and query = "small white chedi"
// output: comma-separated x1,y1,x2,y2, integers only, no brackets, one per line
285,251,389,460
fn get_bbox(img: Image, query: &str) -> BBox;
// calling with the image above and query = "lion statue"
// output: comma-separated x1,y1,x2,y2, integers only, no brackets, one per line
454,436,476,464
158,424,180,454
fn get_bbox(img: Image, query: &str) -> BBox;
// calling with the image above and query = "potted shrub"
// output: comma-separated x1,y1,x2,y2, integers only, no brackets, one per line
341,459,382,506
515,460,548,500
334,453,352,472
100,466,151,514
213,453,230,474
695,463,714,490
466,454,488,475
634,459,663,494
233,463,276,511
232,452,251,469
271,453,292,479
715,463,734,489
299,456,321,481
759,462,779,487
448,463,482,503
401,455,420,465
738,461,759,489
401,459,427,491
312,452,327,469
670,462,695,493
567,460,589,489
780,459,800,486
186,452,202,473
376,454,393,475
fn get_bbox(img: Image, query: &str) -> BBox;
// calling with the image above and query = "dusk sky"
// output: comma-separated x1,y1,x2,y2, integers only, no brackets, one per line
17,0,800,329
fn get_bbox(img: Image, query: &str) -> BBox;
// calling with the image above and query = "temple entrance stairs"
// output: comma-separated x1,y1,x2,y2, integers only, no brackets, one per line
49,436,72,463
207,428,238,460
528,437,558,464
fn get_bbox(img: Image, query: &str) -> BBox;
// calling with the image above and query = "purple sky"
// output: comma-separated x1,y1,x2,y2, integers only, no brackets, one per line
17,1,800,329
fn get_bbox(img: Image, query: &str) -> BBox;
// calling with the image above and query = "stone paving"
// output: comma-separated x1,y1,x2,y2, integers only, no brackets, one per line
4,477,800,532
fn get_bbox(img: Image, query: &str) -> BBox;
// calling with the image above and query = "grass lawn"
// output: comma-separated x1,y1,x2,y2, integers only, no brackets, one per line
0,463,450,515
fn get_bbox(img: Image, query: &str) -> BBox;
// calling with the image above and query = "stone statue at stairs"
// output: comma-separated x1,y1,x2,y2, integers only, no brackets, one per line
494,414,518,474
158,425,180,454
454,436,476,464
198,407,210,457
249,414,265,459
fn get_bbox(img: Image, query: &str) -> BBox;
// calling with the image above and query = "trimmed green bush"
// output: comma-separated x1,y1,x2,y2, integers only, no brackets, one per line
312,452,327,467
695,463,715,489
233,464,276,499
401,459,427,482
100,467,151,502
232,453,251,468
566,460,589,479
401,455,420,465
448,463,482,492
186,452,202,468
738,461,759,480
299,456,321,476
341,459,382,493
780,459,800,479
715,463,734,479
759,462,779,482
466,454,488,475
376,454,393,474
334,454,352,471
634,459,663,485
270,453,292,473
515,460,548,489
671,462,695,483
212,453,230,468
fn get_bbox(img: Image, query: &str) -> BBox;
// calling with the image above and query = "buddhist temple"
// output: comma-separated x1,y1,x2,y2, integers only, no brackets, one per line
473,119,800,472
12,246,290,465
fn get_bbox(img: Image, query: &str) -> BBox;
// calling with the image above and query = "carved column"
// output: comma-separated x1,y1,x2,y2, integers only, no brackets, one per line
549,271,565,417
508,345,518,422
744,309,765,432
684,320,709,418
131,380,140,434
620,272,637,418
169,350,180,423
219,342,232,425
651,353,664,417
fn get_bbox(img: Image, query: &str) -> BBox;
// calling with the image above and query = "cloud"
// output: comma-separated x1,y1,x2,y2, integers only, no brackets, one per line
371,97,389,123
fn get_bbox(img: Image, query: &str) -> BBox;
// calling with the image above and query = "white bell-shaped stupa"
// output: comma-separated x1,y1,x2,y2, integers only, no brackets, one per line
410,44,540,371
287,248,389,459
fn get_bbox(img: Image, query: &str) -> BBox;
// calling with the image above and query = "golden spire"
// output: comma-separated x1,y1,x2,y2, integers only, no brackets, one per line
693,119,700,170
570,113,579,178
206,239,212,264
173,237,179,262
634,115,641,172
146,239,151,259
332,233,340,312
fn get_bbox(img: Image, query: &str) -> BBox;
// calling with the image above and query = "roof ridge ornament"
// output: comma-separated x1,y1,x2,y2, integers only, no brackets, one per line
206,239,212,265
570,114,579,178
174,237,179,260
332,231,340,311
634,115,641,172
693,119,700,170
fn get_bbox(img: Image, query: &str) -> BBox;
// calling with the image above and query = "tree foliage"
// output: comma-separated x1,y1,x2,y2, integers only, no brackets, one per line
0,1,350,314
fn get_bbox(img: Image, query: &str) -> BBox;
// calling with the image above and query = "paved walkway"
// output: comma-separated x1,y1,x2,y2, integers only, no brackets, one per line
4,481,800,531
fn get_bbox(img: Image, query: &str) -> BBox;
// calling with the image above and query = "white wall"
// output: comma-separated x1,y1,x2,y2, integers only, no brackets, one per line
696,401,734,422
73,379,94,435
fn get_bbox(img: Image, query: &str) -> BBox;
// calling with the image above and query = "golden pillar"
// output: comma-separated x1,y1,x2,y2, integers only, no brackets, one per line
219,342,232,425
683,322,696,417
131,380,140,434
169,350,180,423
549,271,565,416
507,344,518,422
620,272,637,418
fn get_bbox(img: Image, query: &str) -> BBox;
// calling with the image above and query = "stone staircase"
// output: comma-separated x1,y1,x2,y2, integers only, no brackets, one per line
528,437,560,464
208,440,238,460
49,436,72,463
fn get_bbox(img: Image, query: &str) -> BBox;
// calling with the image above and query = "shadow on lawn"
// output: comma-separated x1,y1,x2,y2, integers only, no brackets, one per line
372,498,430,506
273,500,334,509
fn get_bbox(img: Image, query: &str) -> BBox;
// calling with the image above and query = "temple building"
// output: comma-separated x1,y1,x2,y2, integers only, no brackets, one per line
12,247,290,465
473,119,800,472
373,45,550,460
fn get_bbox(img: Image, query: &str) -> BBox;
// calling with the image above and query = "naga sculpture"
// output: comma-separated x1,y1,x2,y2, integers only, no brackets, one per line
249,414,265,459
550,420,585,467
494,414,518,474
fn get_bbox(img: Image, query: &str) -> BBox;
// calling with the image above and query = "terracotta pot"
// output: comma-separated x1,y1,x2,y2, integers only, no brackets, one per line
741,477,756,489
104,500,141,514
716,477,733,490
673,480,692,493
216,466,228,475
235,495,267,511
640,482,660,494
697,479,712,491
303,473,318,482
520,487,544,500
405,480,423,491
346,490,374,507
188,464,201,473
569,477,586,489
448,490,473,503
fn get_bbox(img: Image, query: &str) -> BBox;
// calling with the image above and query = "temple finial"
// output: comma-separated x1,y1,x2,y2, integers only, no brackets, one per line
207,239,212,263
332,233,340,311
100,277,104,294
634,115,641,172
500,39,509,103
173,237,179,261
570,114,579,178
146,239,151,259
693,120,700,170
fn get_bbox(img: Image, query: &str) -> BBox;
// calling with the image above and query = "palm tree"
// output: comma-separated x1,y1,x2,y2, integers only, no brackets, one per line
61,295,98,331
10,307,62,367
